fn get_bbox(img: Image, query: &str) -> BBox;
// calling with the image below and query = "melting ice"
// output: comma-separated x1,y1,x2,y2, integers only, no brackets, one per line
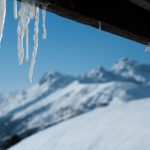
98,21,102,30
0,0,48,82
29,6,39,83
42,3,49,39
14,0,18,19
16,0,48,82
0,0,6,44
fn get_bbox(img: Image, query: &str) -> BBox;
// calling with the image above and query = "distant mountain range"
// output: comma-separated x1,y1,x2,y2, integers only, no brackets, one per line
1,58,150,149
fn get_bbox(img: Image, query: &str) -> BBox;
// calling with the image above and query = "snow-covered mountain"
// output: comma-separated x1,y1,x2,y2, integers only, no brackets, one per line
9,97,150,150
112,58,150,83
1,58,150,149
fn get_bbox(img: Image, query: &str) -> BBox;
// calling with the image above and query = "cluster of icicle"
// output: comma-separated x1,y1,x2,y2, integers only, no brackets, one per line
15,0,49,82
1,0,150,82
0,0,49,82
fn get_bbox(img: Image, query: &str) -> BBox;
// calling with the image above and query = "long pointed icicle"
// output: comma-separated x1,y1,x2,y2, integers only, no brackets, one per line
29,7,39,83
25,15,30,61
0,0,6,44
14,0,18,19
42,3,49,40
17,0,32,65
17,1,26,65
99,21,102,30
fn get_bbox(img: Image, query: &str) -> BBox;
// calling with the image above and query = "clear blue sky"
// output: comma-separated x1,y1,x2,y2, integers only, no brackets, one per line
0,0,149,93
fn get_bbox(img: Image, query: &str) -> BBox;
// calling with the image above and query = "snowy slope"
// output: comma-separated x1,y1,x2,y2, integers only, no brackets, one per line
1,58,150,148
10,98,150,150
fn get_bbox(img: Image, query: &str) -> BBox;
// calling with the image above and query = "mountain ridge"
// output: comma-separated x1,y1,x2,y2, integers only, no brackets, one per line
1,58,150,149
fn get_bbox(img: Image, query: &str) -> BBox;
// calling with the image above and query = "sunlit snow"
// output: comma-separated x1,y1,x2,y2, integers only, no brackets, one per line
9,98,150,150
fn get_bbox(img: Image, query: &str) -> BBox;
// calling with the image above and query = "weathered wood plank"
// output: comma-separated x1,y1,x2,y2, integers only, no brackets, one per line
17,0,150,45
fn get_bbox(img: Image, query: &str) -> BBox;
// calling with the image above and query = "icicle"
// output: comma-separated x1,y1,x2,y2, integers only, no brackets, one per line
145,43,150,53
17,0,31,64
29,0,36,19
24,0,30,61
17,1,26,65
29,7,39,83
0,0,45,82
0,0,6,44
16,0,48,82
14,0,18,19
42,3,49,40
24,15,30,61
98,21,102,30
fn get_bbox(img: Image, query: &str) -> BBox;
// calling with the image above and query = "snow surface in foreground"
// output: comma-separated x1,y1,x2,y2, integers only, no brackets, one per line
10,98,150,150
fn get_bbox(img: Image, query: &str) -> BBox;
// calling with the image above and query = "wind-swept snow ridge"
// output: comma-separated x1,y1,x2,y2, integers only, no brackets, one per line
0,0,6,44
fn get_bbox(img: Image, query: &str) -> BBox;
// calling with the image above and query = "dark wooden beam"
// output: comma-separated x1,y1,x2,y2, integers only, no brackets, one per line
129,0,150,11
18,0,150,45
